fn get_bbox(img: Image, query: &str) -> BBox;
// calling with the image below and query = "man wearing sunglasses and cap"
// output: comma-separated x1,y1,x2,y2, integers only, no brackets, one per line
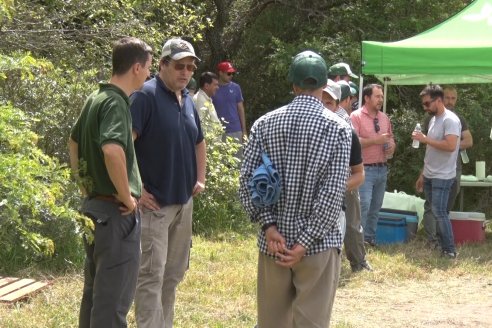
213,60,247,159
350,84,395,247
130,38,206,328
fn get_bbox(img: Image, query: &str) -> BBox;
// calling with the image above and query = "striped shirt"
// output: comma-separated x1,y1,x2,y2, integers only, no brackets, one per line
335,107,352,126
350,106,395,164
239,95,351,256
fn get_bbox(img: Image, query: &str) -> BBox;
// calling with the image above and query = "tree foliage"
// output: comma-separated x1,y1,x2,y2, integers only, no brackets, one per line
0,0,210,269
209,0,489,213
1,0,491,270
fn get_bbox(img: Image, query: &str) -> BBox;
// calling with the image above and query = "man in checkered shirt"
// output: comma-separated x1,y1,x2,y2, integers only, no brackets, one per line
239,51,351,328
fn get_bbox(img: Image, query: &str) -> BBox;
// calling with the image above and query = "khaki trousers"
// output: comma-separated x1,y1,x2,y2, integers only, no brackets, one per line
257,249,341,328
135,198,193,328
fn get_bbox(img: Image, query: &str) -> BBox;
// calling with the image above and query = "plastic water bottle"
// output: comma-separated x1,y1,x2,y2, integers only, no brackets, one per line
460,150,469,164
412,123,421,148
384,143,393,159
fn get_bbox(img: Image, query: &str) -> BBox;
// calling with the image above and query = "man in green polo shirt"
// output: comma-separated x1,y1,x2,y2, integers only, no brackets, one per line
69,37,152,328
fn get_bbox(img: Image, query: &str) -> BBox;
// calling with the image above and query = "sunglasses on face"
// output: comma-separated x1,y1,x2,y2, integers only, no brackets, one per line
172,62,197,72
227,72,235,76
374,117,380,133
422,98,437,107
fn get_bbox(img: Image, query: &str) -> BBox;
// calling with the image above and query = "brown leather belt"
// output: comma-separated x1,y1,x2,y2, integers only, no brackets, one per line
93,195,123,205
364,163,387,167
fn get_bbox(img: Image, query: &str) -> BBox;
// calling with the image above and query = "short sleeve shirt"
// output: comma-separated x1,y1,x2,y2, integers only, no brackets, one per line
212,81,244,133
350,106,394,164
423,109,461,179
423,109,468,172
350,130,363,166
70,83,141,197
130,76,204,206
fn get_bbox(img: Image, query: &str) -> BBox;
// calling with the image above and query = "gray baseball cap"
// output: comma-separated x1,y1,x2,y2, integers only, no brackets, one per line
323,79,341,100
161,38,200,61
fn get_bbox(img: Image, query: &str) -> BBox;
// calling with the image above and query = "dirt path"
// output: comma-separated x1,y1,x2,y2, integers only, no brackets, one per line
332,276,492,327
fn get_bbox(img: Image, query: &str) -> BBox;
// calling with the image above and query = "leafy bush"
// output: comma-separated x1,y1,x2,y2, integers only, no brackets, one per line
192,120,253,238
0,104,92,273
0,65,98,162
386,106,425,195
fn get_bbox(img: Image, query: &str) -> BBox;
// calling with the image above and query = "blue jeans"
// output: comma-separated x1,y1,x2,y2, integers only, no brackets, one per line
423,177,456,253
359,166,388,241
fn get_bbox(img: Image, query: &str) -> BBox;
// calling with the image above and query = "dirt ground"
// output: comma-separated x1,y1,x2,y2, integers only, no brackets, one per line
332,275,492,328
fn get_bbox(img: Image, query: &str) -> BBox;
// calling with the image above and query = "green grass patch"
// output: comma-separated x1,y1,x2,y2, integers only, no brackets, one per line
1,229,491,327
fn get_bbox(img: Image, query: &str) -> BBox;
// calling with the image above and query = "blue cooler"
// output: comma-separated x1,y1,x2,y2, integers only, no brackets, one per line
380,208,418,241
376,215,407,245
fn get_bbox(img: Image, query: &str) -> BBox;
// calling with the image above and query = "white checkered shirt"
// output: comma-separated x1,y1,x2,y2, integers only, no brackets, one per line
239,95,351,256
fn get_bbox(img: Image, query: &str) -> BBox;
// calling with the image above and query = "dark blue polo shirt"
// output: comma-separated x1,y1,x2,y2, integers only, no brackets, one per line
130,76,204,206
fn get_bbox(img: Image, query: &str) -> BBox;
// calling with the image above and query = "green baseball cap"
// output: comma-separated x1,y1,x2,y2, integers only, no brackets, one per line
288,51,327,90
328,62,358,79
337,80,351,100
348,81,359,95
187,77,197,91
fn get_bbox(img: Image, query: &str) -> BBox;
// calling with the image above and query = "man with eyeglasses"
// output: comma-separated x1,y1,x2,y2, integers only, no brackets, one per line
129,38,207,328
212,61,247,159
350,84,395,246
413,84,461,259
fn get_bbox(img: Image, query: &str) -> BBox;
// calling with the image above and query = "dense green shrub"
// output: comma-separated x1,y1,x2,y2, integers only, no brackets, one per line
192,120,253,238
386,106,425,195
0,104,92,273
0,66,98,163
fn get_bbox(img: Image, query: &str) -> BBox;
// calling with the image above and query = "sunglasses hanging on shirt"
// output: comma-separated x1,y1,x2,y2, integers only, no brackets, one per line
373,117,380,133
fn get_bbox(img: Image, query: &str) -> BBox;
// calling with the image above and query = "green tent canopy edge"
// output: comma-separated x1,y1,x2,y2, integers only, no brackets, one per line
361,0,492,86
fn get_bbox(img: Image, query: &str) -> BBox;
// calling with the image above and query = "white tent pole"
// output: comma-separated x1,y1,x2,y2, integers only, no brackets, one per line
358,76,364,109
383,80,388,113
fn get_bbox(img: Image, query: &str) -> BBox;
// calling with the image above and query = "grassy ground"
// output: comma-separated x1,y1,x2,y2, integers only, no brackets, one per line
1,229,491,327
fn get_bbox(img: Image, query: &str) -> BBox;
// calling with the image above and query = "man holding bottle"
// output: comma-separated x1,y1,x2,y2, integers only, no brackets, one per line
413,84,461,258
419,86,473,247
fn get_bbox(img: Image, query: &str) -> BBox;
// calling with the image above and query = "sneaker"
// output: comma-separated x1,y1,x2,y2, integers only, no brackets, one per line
360,261,373,271
351,260,373,272
364,239,377,247
442,251,457,259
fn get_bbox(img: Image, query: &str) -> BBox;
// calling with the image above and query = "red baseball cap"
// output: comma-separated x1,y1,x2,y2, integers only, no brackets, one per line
217,61,237,73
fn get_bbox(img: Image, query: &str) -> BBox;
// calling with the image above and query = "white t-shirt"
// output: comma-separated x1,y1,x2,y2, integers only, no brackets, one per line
423,109,461,179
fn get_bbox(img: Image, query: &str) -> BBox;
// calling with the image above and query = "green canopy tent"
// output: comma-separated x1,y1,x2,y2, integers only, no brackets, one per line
360,0,492,111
